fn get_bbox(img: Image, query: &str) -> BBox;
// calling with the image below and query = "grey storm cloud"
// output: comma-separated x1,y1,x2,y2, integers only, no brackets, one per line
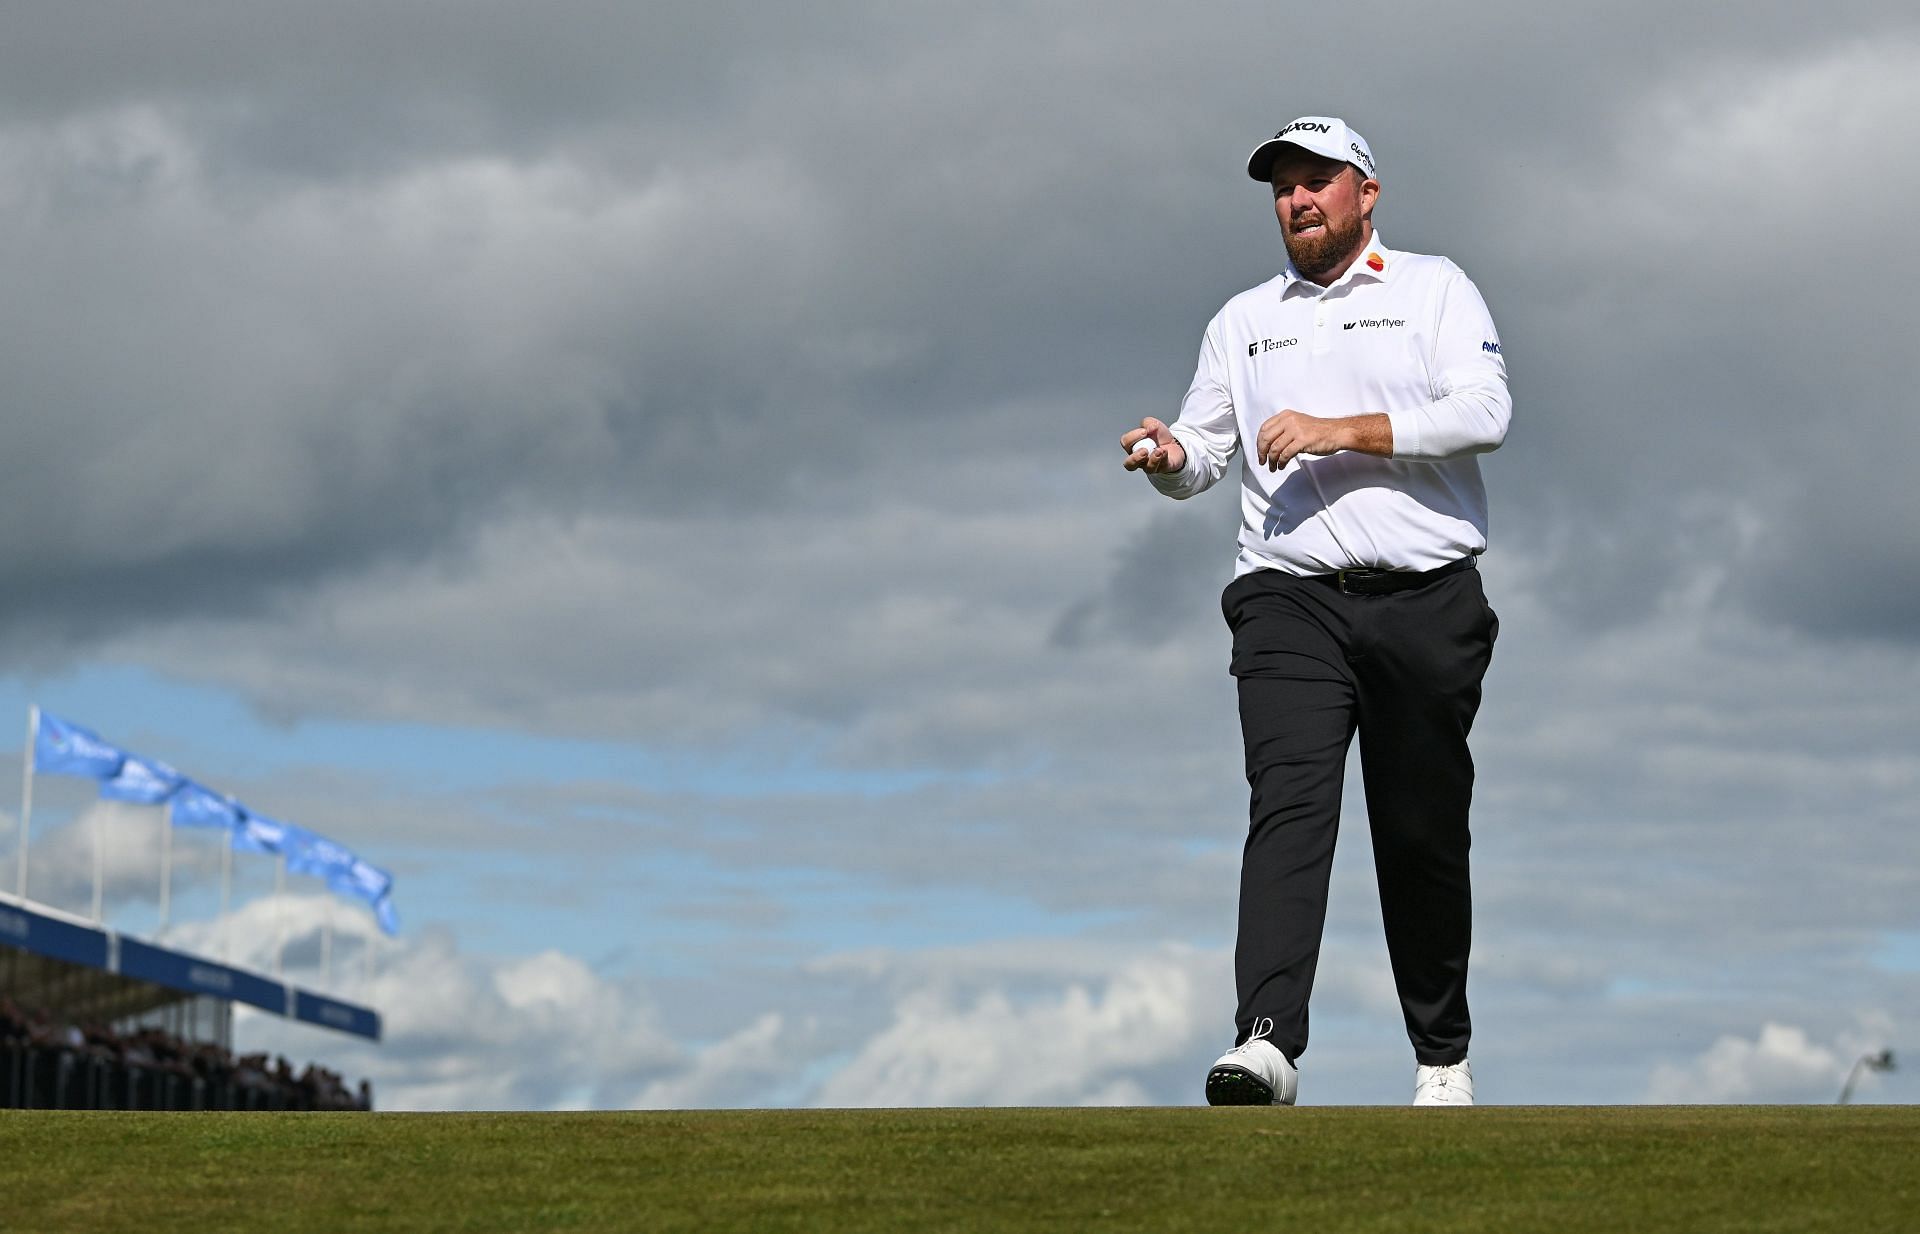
1,0,1911,667
2,0,1910,847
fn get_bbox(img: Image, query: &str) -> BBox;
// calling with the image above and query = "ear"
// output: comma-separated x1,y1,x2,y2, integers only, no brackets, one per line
1357,176,1380,221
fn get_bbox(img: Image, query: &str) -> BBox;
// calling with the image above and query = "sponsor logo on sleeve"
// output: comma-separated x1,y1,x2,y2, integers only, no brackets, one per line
1482,340,1502,354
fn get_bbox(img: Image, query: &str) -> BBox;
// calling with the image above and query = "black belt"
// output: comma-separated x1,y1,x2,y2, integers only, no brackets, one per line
1309,555,1476,596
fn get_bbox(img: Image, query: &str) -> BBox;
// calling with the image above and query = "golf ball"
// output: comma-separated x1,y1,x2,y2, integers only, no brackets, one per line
1132,437,1157,455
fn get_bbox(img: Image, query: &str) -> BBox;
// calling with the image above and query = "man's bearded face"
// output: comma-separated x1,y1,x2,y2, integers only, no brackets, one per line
1271,154,1375,283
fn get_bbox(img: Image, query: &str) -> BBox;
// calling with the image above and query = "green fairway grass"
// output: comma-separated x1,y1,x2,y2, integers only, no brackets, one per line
1,1106,1914,1232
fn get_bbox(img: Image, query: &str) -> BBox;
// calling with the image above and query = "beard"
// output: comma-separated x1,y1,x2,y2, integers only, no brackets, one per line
1282,209,1366,283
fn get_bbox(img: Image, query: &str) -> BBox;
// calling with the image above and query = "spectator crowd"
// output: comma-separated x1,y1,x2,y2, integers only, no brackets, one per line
1,996,371,1111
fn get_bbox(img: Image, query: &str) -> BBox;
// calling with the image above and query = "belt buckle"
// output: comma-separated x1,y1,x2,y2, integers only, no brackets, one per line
1336,567,1390,595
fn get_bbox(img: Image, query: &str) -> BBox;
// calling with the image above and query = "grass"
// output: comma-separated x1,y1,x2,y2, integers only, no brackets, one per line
1,1106,1915,1232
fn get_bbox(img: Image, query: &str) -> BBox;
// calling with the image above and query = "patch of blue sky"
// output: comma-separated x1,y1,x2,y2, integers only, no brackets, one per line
20,798,1125,979
1607,976,1686,998
0,664,1000,798
1869,931,1920,973
406,848,1137,971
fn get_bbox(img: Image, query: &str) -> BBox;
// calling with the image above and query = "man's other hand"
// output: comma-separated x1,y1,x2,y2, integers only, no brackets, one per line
1256,410,1392,470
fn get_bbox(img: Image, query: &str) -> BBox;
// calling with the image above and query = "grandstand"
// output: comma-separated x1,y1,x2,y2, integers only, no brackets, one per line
1,892,380,1110
3,707,392,1110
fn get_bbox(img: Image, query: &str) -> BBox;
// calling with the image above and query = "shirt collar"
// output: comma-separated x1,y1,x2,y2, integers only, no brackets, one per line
1280,230,1393,297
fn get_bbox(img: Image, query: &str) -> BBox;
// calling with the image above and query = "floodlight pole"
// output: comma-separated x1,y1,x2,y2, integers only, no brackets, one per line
1838,1050,1896,1104
16,704,37,900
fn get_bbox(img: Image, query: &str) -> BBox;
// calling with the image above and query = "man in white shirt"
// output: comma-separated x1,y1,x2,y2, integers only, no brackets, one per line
1123,116,1509,1107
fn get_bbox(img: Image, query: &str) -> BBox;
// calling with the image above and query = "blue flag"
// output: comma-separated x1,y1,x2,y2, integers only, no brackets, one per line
329,856,390,901
34,710,127,779
328,857,399,936
233,810,306,856
99,753,185,805
374,893,400,936
171,781,242,830
286,830,357,883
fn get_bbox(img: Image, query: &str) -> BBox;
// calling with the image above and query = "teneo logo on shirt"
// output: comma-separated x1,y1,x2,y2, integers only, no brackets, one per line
1342,318,1406,331
1248,337,1299,356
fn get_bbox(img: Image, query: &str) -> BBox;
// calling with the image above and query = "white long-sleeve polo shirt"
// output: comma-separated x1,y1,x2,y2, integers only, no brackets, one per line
1150,233,1510,576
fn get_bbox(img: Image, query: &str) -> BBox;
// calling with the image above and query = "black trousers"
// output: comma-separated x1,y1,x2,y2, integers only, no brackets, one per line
1221,563,1497,1066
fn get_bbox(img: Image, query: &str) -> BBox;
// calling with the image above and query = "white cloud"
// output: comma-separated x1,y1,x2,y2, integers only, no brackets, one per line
630,1013,790,1111
809,947,1209,1107
172,896,682,1111
1644,1017,1897,1103
7,800,221,921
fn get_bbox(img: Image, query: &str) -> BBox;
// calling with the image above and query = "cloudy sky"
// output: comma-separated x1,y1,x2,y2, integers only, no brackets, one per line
2,1,1916,1108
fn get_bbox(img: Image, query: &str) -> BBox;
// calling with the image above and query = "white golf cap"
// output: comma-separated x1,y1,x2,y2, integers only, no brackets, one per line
1246,116,1378,183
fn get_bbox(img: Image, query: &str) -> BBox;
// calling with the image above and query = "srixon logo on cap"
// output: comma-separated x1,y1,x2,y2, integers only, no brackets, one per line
1277,121,1333,137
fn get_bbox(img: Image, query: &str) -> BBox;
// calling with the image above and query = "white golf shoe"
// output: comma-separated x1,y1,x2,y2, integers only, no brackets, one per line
1205,1038,1298,1106
1413,1060,1474,1106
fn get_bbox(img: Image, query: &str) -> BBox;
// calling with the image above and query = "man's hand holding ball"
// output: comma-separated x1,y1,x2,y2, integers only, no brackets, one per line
1123,419,1186,474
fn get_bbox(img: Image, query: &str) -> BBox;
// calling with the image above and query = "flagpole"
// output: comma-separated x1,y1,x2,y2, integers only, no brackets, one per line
219,833,232,962
91,804,105,923
274,853,287,978
158,800,174,936
16,704,37,901
322,896,334,990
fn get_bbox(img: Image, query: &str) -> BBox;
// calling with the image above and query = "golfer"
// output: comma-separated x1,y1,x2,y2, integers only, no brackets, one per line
1124,116,1509,1106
